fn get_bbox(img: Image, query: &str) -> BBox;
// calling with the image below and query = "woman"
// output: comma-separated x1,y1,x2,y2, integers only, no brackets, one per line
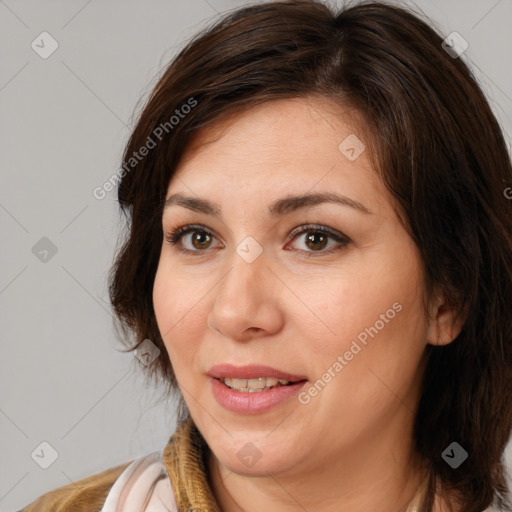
19,1,512,511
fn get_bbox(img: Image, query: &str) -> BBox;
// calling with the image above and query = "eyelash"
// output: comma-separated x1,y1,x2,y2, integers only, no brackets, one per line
164,223,350,258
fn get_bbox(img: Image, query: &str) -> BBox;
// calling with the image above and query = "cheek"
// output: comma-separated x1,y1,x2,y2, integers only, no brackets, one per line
152,261,214,373
295,275,427,439
153,265,190,356
300,242,427,381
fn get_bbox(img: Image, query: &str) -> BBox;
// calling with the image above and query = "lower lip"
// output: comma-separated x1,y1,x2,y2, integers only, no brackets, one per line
210,377,308,414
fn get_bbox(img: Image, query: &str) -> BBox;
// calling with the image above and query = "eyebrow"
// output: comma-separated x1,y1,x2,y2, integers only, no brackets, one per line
164,191,372,217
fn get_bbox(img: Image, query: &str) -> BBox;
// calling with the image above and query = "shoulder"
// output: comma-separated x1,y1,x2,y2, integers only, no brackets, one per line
18,458,134,512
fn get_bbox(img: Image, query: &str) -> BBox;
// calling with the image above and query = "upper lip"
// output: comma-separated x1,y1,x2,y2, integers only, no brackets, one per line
208,364,308,382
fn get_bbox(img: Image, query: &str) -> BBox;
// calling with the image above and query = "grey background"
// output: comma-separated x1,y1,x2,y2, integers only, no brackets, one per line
1,0,511,510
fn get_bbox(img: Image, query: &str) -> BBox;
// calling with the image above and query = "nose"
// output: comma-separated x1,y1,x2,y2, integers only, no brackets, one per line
207,248,284,342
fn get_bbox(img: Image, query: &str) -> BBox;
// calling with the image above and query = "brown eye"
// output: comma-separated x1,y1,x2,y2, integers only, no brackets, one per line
288,225,350,255
165,224,221,253
190,230,213,250
303,231,329,251
165,223,350,256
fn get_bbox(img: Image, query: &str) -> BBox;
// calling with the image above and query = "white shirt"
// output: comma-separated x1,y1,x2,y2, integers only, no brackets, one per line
100,451,178,512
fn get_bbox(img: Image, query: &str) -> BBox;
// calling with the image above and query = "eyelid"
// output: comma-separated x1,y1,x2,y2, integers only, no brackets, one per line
287,224,348,243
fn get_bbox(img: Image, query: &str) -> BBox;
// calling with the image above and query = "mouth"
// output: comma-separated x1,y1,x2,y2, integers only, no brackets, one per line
207,363,309,409
208,363,308,384
218,376,305,392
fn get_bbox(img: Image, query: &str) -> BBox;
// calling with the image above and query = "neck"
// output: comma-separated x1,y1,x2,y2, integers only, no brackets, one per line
207,424,429,512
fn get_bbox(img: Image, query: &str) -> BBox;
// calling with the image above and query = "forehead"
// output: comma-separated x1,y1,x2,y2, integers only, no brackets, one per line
163,96,400,225
171,97,375,185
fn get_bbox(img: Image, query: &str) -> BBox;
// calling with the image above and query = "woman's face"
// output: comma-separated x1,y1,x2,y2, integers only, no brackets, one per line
153,96,435,479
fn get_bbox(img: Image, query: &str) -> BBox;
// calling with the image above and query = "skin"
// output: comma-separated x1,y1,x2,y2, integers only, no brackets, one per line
152,96,463,512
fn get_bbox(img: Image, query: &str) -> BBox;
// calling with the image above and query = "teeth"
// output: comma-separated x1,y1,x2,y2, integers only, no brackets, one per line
222,376,292,392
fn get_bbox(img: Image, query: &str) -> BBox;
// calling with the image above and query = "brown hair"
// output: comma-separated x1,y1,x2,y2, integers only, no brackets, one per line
107,1,512,510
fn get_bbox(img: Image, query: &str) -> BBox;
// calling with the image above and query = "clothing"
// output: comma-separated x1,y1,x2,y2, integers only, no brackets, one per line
18,418,219,512
100,451,177,511
17,417,470,512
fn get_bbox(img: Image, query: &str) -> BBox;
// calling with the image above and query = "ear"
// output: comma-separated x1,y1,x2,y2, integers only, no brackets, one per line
425,287,467,346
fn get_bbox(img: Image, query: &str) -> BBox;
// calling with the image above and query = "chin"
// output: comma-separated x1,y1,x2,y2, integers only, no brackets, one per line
212,436,298,477
222,454,289,477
